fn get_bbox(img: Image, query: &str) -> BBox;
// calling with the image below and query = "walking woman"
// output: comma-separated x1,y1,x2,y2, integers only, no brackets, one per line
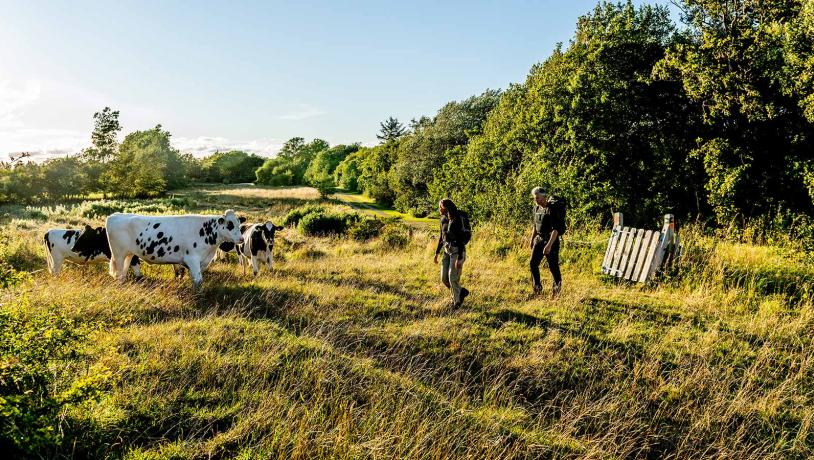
433,198,471,307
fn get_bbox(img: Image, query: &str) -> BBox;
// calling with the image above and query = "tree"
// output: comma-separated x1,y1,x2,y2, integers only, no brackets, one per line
376,117,406,142
255,137,330,186
106,125,183,198
656,0,814,222
82,107,121,162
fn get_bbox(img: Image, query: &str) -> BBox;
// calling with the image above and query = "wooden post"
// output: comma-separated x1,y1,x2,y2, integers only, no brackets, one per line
644,214,675,281
613,212,623,228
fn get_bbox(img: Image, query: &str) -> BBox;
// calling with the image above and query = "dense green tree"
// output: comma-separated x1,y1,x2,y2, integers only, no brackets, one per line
41,157,85,200
376,117,406,142
334,150,364,191
657,0,814,222
201,150,266,183
106,125,186,198
391,90,501,215
433,2,703,227
255,137,330,186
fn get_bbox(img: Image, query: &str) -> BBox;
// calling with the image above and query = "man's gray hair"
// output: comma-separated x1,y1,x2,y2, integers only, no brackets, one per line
531,186,547,198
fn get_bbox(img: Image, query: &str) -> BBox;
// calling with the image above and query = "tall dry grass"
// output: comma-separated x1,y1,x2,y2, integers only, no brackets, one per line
0,185,812,459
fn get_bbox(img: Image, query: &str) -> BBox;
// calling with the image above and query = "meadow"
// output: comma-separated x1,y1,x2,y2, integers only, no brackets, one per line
1,184,813,459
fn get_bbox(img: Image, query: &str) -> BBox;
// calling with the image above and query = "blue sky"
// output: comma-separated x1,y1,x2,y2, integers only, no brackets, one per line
0,0,674,160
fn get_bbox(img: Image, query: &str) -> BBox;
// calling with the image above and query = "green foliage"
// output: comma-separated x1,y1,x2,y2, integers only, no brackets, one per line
378,221,411,249
0,299,91,457
200,150,266,184
376,116,406,142
348,217,385,241
105,125,189,198
304,144,360,189
256,137,330,186
298,211,354,236
333,150,363,191
0,261,28,289
282,204,329,227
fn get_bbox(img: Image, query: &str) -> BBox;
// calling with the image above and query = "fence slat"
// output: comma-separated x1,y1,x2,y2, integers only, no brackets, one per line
618,228,637,277
638,231,662,283
624,229,645,280
611,227,631,276
631,230,653,282
602,227,620,273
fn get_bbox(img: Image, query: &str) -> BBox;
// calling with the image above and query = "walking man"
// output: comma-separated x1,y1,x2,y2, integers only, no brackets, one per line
530,187,564,297
433,198,471,307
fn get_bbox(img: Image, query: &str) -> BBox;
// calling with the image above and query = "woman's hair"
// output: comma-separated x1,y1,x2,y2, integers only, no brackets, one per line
439,198,458,217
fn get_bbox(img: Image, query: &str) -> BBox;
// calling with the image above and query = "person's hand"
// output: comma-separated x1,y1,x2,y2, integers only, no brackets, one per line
543,244,552,255
433,254,439,264
455,258,463,270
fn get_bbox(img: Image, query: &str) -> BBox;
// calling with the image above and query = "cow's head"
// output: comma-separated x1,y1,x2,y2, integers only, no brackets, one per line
217,209,244,245
259,221,284,246
71,225,109,256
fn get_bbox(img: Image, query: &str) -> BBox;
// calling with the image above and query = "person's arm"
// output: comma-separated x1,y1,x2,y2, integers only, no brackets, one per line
434,220,443,263
544,229,559,255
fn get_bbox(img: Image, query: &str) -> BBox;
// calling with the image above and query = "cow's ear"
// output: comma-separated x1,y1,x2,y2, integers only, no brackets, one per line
218,217,225,224
239,216,247,223
84,224,92,232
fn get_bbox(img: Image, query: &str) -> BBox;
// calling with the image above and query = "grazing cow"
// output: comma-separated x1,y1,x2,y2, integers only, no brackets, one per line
44,226,141,277
214,216,249,262
237,222,284,276
105,209,244,289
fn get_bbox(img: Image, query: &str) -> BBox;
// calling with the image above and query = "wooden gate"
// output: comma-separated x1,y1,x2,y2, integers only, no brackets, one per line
601,213,679,283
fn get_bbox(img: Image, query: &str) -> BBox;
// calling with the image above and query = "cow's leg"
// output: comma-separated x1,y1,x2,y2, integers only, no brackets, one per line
185,256,203,290
50,253,63,275
251,255,260,277
109,252,126,282
130,256,142,280
266,250,272,271
122,254,135,280
174,265,186,278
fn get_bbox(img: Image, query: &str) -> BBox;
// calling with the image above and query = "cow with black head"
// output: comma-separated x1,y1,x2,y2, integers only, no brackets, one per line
237,221,284,276
43,225,141,277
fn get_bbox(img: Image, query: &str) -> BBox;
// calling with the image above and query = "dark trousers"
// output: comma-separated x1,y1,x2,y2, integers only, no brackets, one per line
530,235,561,290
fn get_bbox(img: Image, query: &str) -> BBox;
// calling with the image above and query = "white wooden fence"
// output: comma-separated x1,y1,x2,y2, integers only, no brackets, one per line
601,213,679,283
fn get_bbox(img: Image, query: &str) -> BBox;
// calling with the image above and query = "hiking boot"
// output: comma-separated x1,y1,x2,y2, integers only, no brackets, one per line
460,288,469,305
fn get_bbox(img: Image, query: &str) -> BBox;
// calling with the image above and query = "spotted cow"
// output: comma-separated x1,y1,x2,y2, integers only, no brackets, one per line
43,226,141,276
237,222,284,276
105,210,244,289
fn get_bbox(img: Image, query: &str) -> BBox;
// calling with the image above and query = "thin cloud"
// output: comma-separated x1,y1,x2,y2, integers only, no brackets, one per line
274,105,326,121
172,136,283,157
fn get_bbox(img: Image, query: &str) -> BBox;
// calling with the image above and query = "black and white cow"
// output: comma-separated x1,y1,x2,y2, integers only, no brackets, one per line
214,216,249,262
105,210,244,289
237,222,284,276
43,226,141,277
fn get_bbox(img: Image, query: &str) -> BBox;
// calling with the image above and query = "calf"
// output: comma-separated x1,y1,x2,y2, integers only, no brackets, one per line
237,222,284,276
44,226,141,277
106,209,244,289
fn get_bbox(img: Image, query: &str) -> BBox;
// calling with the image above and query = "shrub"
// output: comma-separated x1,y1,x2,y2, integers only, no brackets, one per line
298,212,348,236
380,222,411,249
0,261,28,289
348,218,385,241
0,300,94,457
282,205,328,227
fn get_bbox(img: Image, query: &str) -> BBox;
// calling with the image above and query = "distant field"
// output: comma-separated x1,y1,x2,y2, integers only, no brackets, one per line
1,185,813,459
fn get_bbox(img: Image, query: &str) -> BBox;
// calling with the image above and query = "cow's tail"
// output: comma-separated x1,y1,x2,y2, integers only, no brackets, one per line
43,232,55,274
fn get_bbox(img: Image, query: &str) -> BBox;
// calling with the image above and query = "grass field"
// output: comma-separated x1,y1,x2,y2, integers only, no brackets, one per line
1,185,813,459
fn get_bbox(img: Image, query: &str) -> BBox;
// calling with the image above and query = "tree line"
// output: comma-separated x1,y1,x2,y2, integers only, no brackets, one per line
2,0,812,238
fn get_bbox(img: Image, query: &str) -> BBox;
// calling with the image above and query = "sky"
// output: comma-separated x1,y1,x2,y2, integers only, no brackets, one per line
0,0,675,161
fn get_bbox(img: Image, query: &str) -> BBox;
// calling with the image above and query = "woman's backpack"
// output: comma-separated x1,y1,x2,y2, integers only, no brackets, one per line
548,197,567,235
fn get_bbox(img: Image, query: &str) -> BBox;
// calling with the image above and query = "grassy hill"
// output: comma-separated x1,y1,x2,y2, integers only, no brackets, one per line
1,185,812,459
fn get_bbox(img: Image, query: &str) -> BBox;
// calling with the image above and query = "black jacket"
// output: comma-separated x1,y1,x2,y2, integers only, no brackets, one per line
435,214,466,256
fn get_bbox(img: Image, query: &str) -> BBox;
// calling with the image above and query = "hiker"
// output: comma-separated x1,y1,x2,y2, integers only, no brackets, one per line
530,187,565,297
433,198,471,307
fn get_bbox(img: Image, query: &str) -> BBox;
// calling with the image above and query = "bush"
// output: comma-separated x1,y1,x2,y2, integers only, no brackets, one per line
298,212,348,236
282,205,328,227
0,261,28,289
380,222,411,249
348,218,385,241
0,300,94,457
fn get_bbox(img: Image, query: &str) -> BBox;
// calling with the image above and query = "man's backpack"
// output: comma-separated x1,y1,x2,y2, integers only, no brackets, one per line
548,197,567,235
458,211,472,246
